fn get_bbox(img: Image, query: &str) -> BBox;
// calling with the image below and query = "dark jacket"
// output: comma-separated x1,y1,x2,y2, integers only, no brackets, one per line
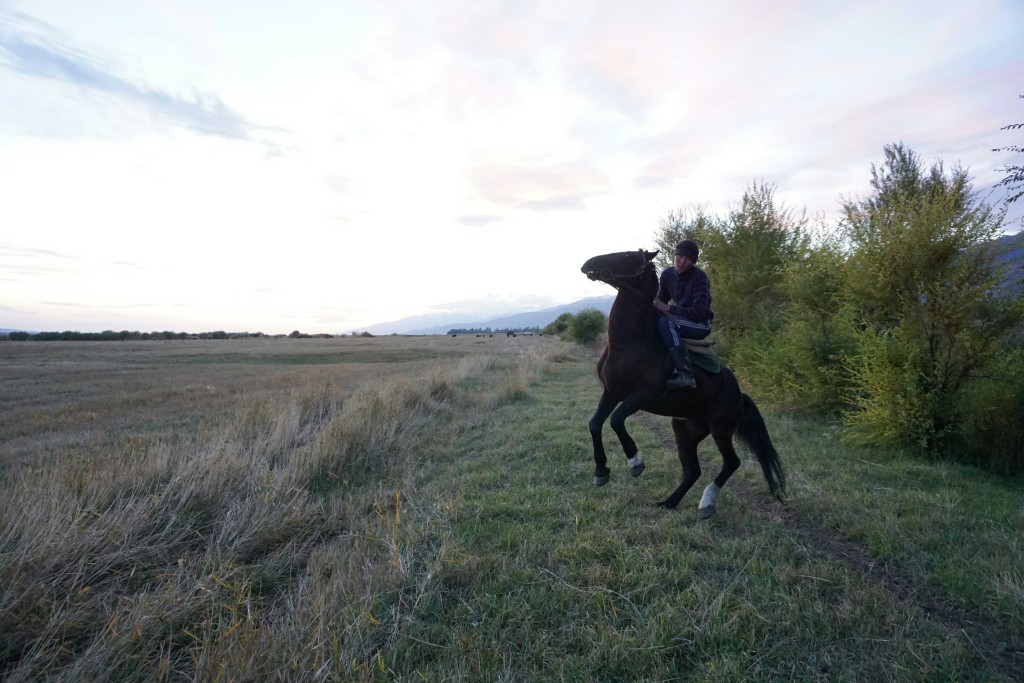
657,266,714,323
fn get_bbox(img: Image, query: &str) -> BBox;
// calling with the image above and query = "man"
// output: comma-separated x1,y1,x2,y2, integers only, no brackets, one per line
653,239,714,389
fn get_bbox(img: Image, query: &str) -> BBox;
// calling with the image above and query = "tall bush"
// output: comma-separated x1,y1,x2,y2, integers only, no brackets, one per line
711,182,808,343
839,143,1022,452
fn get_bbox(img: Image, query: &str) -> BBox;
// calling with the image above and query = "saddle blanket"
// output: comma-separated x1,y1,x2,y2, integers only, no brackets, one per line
684,339,721,374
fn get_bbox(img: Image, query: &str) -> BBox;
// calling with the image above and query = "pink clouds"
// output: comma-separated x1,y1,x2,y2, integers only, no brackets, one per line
466,156,613,211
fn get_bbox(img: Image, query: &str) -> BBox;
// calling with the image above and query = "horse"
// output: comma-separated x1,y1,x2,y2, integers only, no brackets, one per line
580,249,785,518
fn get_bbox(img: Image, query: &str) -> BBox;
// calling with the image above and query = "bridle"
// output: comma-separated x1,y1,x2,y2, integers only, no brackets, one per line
585,254,657,304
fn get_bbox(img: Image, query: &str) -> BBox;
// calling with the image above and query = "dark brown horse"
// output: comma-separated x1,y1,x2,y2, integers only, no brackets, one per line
581,249,784,518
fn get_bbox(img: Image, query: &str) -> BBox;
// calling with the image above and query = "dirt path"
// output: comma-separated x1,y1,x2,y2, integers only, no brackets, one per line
634,411,1024,679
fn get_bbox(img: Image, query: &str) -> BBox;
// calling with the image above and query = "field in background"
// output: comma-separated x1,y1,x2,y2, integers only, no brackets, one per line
1,336,471,467
1,336,1022,681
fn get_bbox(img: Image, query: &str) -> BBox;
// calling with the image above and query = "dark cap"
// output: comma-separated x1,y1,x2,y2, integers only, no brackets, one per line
673,239,699,261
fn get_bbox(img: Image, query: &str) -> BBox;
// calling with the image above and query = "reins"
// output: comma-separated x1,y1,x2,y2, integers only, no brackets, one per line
606,260,657,308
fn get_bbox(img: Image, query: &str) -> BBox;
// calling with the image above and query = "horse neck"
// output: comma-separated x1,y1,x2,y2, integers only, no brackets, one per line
607,287,657,350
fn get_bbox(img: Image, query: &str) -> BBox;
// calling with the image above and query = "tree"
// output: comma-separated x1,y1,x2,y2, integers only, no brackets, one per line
993,94,1023,204
708,181,808,343
652,205,717,272
730,226,856,411
839,143,1020,451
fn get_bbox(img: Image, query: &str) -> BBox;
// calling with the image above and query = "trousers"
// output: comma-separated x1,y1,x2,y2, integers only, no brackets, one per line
657,315,711,348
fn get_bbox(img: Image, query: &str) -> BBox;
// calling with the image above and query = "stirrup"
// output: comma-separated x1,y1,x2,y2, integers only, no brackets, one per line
665,371,696,390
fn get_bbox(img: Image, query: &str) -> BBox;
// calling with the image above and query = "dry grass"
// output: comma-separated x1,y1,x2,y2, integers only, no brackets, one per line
0,335,563,681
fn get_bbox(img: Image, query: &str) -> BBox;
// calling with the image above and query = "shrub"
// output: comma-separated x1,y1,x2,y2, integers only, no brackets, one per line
565,309,607,345
542,313,574,336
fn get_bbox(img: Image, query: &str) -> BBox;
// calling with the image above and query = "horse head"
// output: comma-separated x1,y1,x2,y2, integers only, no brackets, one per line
581,249,659,297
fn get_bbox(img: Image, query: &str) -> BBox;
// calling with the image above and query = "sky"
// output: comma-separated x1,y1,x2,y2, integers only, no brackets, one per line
2,1,1023,335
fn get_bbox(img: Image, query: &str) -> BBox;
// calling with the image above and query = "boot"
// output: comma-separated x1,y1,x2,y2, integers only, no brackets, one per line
666,346,697,390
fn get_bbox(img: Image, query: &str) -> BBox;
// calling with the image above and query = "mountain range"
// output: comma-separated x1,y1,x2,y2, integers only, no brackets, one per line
363,296,616,335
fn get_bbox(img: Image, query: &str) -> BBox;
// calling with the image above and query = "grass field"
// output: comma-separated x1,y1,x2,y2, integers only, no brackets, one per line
1,335,1022,681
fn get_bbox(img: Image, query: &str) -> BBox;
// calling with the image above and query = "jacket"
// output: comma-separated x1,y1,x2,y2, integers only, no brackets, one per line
657,266,714,323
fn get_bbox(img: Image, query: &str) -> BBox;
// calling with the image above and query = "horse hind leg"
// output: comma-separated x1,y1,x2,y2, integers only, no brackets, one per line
698,425,742,519
657,418,708,509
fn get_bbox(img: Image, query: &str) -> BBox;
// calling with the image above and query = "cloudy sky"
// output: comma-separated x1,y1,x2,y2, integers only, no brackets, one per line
2,1,1022,334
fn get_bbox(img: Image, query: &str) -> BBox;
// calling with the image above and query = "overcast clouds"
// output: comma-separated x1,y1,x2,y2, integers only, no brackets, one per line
2,1,1022,334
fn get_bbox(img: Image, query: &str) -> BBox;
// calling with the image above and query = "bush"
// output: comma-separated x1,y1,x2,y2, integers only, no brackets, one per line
565,309,607,345
957,347,1024,473
542,313,574,336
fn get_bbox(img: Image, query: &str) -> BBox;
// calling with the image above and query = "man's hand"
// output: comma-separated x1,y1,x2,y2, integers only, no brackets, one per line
653,300,670,314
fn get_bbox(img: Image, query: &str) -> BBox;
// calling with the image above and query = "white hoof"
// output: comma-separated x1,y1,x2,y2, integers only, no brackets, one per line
698,505,715,520
699,483,720,509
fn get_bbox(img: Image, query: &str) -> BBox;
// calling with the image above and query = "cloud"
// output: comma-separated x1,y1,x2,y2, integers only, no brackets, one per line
0,11,257,140
322,173,349,195
0,242,76,260
457,214,502,227
0,242,80,278
467,156,612,211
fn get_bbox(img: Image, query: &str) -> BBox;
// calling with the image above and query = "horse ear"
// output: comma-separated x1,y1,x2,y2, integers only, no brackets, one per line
644,250,659,261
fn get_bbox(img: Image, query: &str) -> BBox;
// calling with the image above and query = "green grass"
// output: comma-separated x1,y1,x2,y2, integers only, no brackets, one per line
378,354,1021,681
1,336,1021,681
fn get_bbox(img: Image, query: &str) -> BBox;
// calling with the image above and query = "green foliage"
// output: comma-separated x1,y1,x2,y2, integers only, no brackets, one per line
542,310,607,344
651,145,1024,471
956,346,1024,472
839,143,1021,452
710,182,809,342
735,227,859,411
656,184,808,350
652,205,718,272
564,308,607,345
730,309,857,413
541,312,574,336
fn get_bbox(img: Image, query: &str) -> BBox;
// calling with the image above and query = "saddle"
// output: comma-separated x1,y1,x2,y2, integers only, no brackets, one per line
684,339,721,374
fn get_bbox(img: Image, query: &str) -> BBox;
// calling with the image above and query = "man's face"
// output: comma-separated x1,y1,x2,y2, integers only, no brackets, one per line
674,253,694,274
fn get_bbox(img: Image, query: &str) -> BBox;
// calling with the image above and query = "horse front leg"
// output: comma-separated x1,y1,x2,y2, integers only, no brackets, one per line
658,418,709,510
588,391,618,486
608,399,646,477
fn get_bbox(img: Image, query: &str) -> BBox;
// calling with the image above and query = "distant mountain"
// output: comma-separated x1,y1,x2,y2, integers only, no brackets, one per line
995,231,1024,295
364,295,615,335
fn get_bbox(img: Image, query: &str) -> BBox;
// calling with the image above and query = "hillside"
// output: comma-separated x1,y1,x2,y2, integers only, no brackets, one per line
365,295,615,335
995,230,1024,295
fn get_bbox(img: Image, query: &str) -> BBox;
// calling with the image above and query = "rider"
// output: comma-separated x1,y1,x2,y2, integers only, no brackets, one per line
653,239,714,389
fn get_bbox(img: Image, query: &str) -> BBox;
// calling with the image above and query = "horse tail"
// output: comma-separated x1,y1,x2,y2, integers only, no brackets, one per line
736,393,786,501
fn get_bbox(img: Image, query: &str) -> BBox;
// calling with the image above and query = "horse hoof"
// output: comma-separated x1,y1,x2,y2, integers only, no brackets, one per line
656,499,676,509
628,455,645,477
595,474,610,486
698,506,715,520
